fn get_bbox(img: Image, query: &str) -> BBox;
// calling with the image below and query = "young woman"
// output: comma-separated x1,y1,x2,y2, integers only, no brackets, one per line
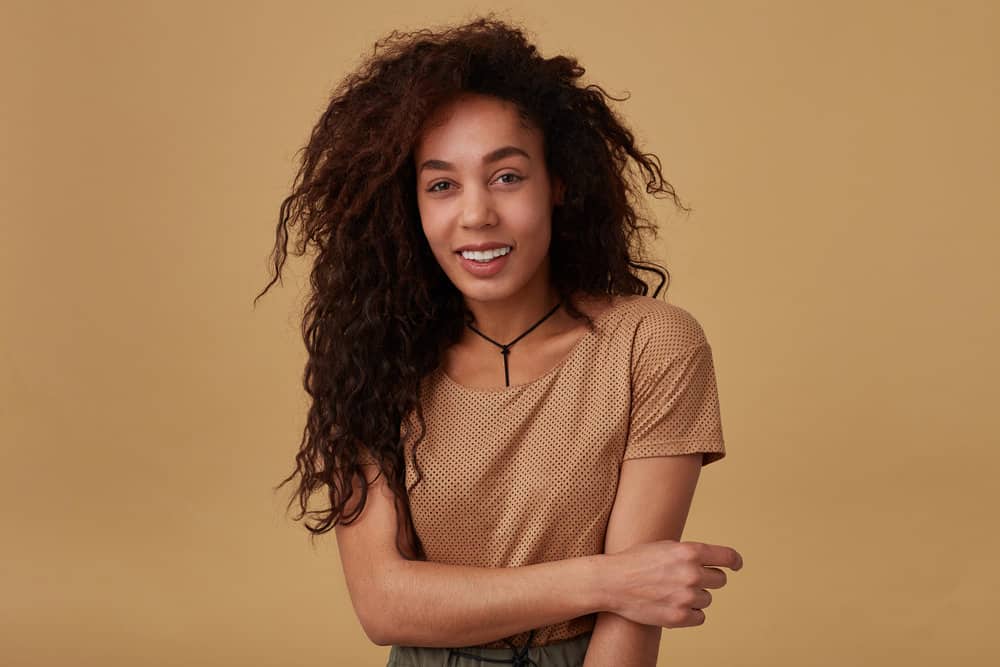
256,14,744,667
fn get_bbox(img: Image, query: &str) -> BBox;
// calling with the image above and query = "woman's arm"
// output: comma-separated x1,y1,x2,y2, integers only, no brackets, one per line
582,453,704,667
374,552,608,647
335,465,613,647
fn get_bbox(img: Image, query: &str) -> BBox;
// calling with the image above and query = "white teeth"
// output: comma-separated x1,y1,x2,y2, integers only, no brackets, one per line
460,246,512,261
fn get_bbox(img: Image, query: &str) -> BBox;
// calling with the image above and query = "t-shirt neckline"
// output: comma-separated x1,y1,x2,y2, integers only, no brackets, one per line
436,294,634,394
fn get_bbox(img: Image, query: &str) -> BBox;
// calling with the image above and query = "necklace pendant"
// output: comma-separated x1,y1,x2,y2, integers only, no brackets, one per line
462,299,563,389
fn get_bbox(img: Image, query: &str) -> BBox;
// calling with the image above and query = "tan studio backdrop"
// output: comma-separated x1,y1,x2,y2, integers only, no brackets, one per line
2,1,997,665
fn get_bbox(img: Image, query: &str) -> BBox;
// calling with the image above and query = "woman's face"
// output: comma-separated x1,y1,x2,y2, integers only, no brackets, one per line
413,93,564,305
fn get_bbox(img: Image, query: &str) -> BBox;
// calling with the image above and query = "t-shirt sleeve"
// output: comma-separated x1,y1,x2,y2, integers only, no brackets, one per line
623,307,726,466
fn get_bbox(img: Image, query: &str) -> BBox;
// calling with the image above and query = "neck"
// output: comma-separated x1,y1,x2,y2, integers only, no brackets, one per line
462,284,564,345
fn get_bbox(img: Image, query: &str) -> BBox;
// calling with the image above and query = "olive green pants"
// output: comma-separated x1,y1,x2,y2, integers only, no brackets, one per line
386,631,592,667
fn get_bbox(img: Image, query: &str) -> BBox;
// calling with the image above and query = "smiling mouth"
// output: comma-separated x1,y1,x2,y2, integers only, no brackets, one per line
455,247,513,262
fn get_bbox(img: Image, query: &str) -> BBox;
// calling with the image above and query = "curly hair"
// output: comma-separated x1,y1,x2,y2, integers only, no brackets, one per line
254,13,690,560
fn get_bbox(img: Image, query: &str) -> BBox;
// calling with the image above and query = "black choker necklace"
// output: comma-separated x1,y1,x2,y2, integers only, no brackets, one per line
465,299,563,387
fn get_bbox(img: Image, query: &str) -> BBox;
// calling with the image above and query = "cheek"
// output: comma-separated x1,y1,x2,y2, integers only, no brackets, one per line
508,189,552,224
417,208,440,242
419,219,453,263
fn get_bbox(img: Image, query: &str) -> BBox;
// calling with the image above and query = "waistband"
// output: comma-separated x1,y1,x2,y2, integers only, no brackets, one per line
390,629,592,667
448,628,539,666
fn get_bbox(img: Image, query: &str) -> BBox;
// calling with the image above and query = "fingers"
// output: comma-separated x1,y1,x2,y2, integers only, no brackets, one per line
692,588,713,610
683,541,743,571
699,566,728,590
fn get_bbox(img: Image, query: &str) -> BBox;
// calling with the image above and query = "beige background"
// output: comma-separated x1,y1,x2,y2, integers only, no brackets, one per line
3,1,997,665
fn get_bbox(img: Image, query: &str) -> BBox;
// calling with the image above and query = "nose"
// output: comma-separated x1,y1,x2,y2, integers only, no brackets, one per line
460,186,498,229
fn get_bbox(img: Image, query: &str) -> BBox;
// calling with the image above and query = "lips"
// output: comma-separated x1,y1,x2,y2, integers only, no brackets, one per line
456,246,512,278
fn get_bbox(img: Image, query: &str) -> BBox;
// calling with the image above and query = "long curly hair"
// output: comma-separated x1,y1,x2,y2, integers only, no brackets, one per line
254,13,690,560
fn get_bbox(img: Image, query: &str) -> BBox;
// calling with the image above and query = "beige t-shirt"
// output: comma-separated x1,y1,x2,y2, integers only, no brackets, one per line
398,294,726,648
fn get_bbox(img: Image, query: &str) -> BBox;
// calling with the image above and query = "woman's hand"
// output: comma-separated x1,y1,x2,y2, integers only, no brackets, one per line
603,539,743,628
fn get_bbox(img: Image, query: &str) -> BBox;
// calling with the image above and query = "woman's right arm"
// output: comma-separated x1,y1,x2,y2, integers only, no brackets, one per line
375,549,607,647
334,465,742,648
334,466,612,648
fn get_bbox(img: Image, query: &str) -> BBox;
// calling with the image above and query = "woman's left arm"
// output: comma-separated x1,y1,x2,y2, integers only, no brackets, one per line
582,453,704,667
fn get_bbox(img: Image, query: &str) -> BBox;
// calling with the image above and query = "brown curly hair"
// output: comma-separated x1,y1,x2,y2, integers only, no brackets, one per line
254,13,690,560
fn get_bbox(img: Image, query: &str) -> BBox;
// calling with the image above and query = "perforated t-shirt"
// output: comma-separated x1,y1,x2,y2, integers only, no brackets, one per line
397,294,726,648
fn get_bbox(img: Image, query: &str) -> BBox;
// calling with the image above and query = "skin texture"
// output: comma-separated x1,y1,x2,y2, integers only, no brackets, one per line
414,92,569,348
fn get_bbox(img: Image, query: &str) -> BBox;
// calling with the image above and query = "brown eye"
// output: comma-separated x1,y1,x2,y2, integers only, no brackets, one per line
497,173,522,185
427,181,452,192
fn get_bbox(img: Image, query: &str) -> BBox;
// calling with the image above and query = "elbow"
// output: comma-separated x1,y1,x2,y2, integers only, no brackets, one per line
359,612,388,646
345,557,409,646
364,624,391,647
355,585,395,646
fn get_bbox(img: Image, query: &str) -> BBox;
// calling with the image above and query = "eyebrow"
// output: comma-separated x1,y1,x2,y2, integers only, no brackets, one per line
418,145,531,175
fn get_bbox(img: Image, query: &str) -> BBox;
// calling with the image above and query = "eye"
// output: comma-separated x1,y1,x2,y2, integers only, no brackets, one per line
497,173,523,185
425,173,522,194
427,181,452,193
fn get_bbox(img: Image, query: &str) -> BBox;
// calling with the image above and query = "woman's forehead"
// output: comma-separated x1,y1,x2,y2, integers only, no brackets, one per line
416,95,540,158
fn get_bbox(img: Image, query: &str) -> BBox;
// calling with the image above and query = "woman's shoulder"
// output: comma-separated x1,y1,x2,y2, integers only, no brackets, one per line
614,294,710,350
567,292,710,355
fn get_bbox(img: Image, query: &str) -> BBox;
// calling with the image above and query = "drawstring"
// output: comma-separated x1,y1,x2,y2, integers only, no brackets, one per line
447,628,538,666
